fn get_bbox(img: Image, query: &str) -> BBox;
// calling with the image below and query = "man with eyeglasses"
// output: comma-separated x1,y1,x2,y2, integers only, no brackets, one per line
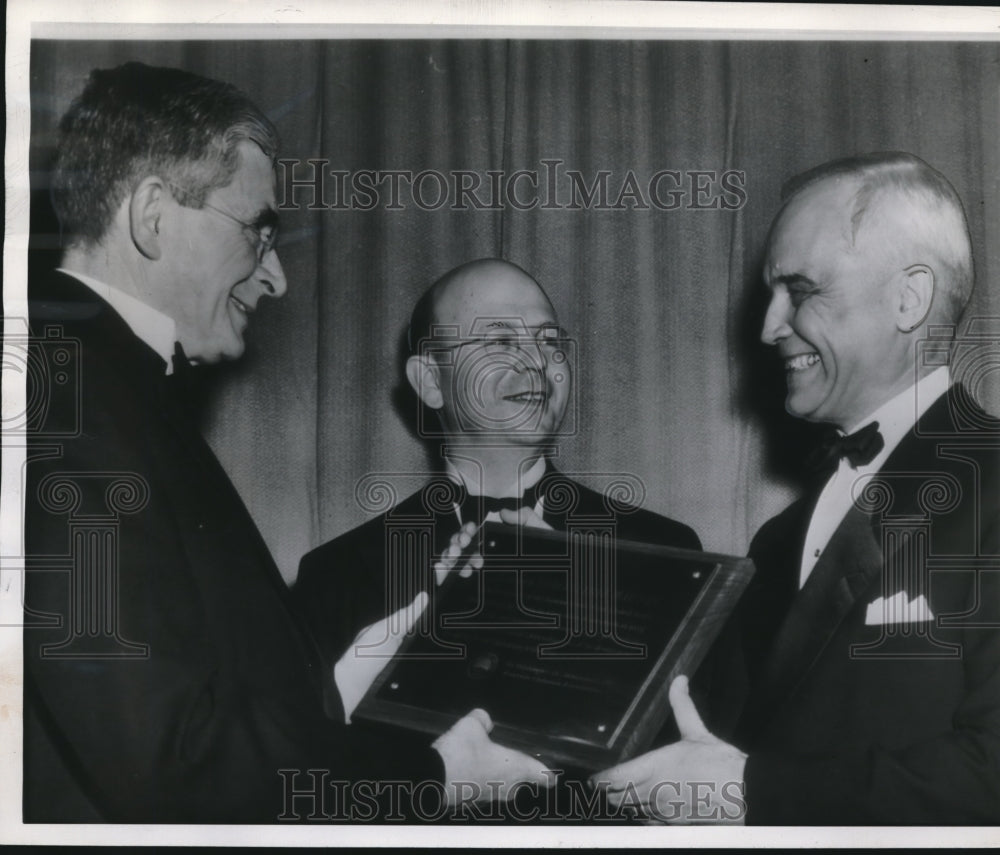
24,65,547,823
294,259,704,735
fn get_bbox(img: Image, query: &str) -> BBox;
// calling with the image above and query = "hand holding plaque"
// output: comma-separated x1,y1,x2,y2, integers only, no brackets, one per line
354,523,755,773
334,525,556,804
334,519,488,719
594,675,747,824
334,591,430,722
433,707,555,806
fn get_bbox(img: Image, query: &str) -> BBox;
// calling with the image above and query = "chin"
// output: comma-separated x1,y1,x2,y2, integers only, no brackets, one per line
510,418,561,442
785,399,812,421
786,399,833,425
218,337,247,362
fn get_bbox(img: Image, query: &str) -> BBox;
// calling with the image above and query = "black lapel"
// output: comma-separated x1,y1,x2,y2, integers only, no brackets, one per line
31,271,295,606
746,385,974,714
31,270,191,428
749,505,882,714
537,466,603,529
740,495,816,691
362,483,462,614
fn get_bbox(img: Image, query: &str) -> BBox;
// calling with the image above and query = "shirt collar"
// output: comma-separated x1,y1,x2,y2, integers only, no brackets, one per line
844,365,951,472
444,455,548,499
58,268,178,375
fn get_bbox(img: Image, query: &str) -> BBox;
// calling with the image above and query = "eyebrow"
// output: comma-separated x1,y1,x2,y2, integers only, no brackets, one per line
481,321,562,332
768,273,818,290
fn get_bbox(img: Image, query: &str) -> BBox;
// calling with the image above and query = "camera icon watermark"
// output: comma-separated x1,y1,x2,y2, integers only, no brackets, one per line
3,324,81,438
915,316,1000,435
4,322,149,657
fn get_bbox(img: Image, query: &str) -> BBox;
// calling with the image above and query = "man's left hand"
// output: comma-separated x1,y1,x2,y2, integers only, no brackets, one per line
592,676,748,824
333,592,429,722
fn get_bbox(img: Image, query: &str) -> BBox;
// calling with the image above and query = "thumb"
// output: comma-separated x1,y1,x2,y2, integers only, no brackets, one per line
388,591,429,637
466,707,494,734
669,675,710,741
405,590,429,627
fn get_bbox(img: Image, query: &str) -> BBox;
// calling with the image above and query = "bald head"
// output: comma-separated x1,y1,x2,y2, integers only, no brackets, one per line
405,258,571,442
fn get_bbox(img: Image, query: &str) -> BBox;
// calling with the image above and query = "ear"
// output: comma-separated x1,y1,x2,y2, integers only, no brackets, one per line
405,354,444,410
129,176,166,260
896,264,935,333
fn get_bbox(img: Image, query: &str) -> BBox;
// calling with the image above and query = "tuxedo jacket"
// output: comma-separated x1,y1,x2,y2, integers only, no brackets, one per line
24,271,442,822
294,472,702,714
737,385,1000,824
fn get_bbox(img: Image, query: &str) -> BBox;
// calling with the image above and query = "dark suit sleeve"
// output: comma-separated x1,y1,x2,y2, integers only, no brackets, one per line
743,518,1000,825
295,542,356,719
25,410,443,822
295,537,395,723
745,667,1000,824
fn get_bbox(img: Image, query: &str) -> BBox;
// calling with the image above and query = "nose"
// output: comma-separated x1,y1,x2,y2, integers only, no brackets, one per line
514,338,549,373
760,289,791,346
254,248,288,299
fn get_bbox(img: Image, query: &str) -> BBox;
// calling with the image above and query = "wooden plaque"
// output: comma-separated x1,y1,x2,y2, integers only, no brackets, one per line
353,523,755,773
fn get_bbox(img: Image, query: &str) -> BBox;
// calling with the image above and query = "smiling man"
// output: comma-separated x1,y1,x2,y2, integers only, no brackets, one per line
596,152,1000,824
24,65,546,823
295,258,701,696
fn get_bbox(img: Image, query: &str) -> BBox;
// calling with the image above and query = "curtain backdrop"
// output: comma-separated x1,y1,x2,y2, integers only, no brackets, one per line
29,39,1000,582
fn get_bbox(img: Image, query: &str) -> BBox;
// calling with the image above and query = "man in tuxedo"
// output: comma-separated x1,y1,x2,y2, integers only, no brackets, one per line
597,152,1000,824
294,258,702,683
24,63,545,823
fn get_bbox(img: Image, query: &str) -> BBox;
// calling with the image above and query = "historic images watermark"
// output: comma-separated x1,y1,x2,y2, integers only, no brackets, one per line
278,159,747,212
276,770,747,823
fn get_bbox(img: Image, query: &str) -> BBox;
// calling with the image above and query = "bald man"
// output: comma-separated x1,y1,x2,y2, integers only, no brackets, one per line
294,259,701,713
597,153,1000,825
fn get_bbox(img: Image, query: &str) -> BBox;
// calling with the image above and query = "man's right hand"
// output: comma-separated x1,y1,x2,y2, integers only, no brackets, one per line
433,708,554,806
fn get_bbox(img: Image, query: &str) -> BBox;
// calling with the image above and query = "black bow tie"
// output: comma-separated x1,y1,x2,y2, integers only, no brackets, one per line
165,341,201,410
807,421,885,476
456,483,542,525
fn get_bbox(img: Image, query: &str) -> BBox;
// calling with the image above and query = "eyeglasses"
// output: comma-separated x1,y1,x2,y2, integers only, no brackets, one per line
199,201,280,261
429,324,570,357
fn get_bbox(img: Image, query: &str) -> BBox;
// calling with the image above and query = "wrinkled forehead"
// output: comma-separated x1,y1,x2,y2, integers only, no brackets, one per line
765,179,860,272
432,270,558,335
213,140,278,213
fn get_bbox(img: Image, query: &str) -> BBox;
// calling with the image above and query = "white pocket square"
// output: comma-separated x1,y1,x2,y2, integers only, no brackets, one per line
864,592,935,626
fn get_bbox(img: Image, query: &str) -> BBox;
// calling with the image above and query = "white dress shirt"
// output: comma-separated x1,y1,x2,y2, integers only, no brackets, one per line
58,268,178,375
445,454,548,525
799,366,952,588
